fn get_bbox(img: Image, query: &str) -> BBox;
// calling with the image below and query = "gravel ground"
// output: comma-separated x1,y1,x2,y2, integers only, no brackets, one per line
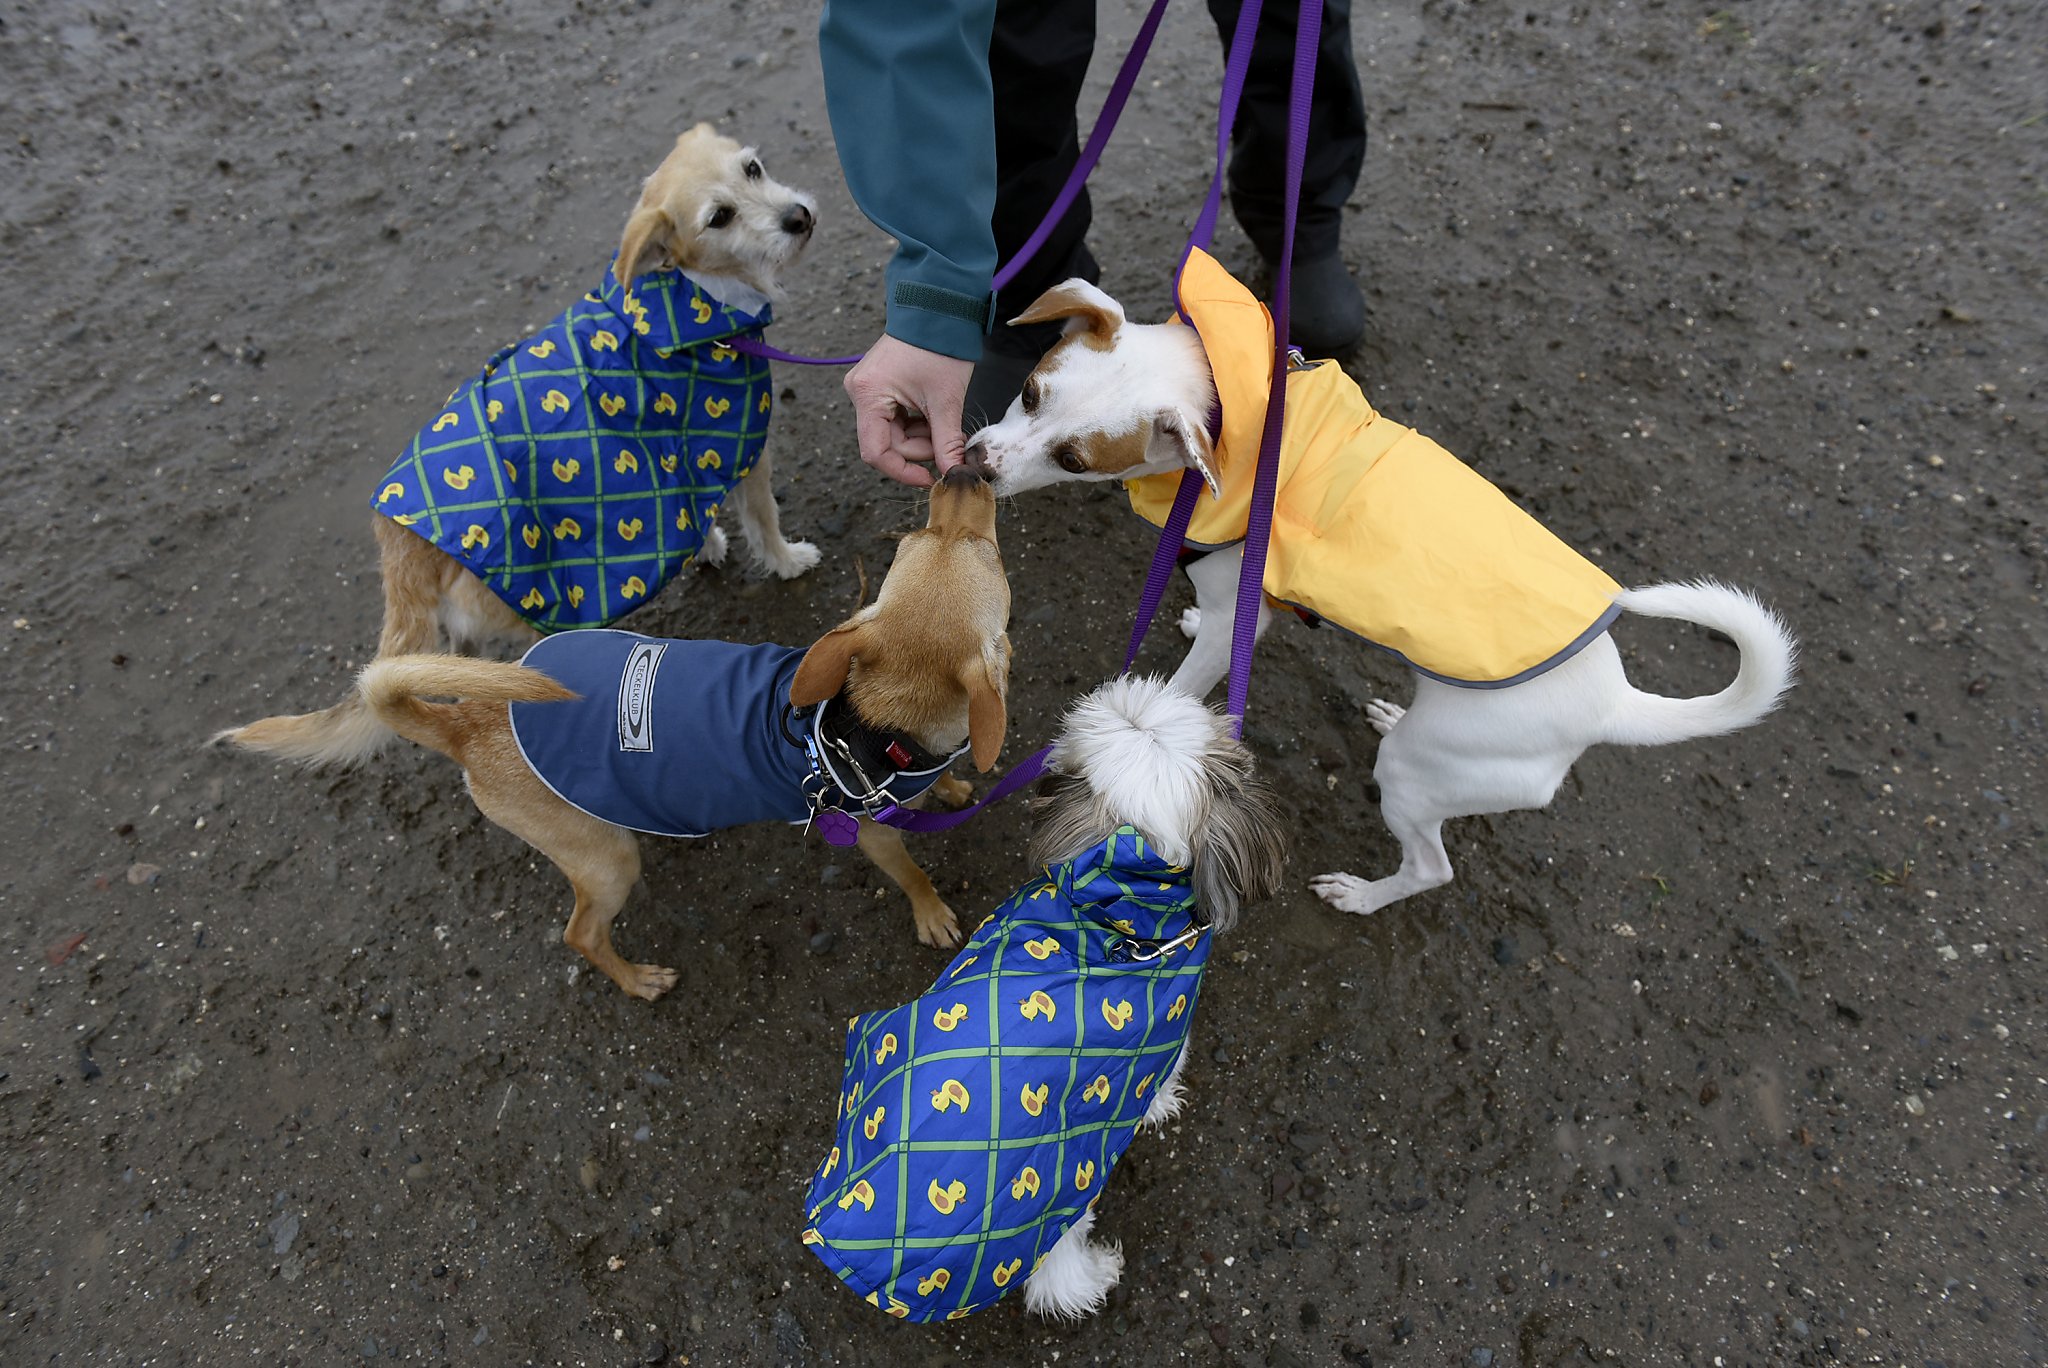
2,1,2043,1364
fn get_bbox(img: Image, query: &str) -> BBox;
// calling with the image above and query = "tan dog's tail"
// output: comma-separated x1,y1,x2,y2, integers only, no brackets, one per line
214,693,396,770
357,654,576,762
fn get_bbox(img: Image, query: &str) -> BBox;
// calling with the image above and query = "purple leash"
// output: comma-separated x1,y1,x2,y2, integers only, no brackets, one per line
873,0,1302,836
729,0,1177,369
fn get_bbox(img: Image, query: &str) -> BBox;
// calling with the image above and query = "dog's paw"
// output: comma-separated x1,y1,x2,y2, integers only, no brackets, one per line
1309,871,1380,916
618,962,682,1001
762,538,822,581
1178,606,1203,640
699,524,730,568
915,901,963,949
1364,698,1405,736
929,774,974,810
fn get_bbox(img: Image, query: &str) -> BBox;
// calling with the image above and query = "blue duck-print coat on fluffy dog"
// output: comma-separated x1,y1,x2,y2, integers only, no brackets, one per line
370,262,772,632
803,827,1207,1321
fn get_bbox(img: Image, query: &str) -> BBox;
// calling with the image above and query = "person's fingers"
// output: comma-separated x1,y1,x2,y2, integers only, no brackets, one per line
924,385,969,476
854,401,934,486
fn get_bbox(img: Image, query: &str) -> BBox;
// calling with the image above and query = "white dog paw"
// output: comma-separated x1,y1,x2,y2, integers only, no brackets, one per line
762,539,822,581
1309,871,1380,916
1364,699,1405,736
1178,606,1203,640
699,524,730,567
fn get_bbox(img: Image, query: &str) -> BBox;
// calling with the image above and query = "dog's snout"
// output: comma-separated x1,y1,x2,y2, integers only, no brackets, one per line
781,204,815,237
961,437,993,480
941,461,987,491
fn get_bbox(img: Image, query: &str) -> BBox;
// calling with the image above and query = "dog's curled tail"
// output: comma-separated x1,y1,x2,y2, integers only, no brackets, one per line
358,654,576,761
213,694,396,770
1604,580,1796,748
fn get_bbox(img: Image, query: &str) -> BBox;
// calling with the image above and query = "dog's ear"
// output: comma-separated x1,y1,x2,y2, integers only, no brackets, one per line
791,620,866,707
1011,279,1125,346
1190,761,1289,934
961,635,1010,772
615,205,676,288
1155,407,1222,499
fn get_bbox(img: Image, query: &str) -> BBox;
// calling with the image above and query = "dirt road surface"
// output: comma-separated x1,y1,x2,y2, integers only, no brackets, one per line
3,1,2043,1363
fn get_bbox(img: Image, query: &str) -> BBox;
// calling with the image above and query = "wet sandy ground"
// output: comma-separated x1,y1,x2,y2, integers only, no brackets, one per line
3,0,2044,1363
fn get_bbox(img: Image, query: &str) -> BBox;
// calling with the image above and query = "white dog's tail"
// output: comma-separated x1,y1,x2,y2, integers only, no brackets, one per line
1603,580,1796,748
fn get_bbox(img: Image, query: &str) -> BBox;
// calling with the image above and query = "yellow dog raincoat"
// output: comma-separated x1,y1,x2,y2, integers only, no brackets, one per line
1127,250,1622,688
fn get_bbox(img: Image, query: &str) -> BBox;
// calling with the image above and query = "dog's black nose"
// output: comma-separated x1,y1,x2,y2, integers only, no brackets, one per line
781,204,814,236
941,461,987,490
961,439,994,481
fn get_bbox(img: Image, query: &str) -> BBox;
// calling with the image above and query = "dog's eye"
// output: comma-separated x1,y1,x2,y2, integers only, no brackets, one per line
743,160,763,181
1021,377,1040,414
1054,445,1087,475
708,205,736,229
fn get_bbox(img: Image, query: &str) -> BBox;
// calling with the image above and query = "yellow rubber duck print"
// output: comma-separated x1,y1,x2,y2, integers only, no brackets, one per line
821,1145,840,1179
616,517,642,541
862,1103,887,1141
710,343,737,363
590,329,619,352
1023,936,1060,960
619,575,647,600
600,394,627,417
653,391,677,415
801,1227,824,1247
375,481,405,505
836,1179,875,1212
1100,998,1134,1031
1019,1082,1049,1117
991,1258,1023,1288
541,389,570,414
527,340,555,358
565,585,584,608
1018,990,1057,1023
486,399,503,422
926,1178,968,1215
948,954,979,978
873,1032,898,1065
862,1291,911,1319
931,1002,968,1032
459,524,489,551
552,516,581,541
759,391,771,413
696,449,723,470
442,464,476,491
521,524,542,549
613,448,638,473
916,1269,950,1297
432,412,460,433
1075,1159,1096,1191
390,514,419,526
674,508,691,532
703,396,731,419
519,588,545,611
1082,1074,1111,1104
691,296,714,325
660,454,678,473
551,458,580,483
502,458,517,483
1167,992,1188,1022
1009,1166,1041,1200
1135,1071,1155,1097
929,1080,970,1114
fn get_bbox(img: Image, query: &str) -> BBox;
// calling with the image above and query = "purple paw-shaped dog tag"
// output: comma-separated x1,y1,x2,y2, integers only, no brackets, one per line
815,809,860,847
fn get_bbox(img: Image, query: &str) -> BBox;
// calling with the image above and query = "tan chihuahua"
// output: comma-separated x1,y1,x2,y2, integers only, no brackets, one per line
339,468,1010,1001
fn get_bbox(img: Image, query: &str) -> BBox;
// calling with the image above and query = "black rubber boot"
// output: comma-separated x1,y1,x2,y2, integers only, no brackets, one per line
1275,249,1366,357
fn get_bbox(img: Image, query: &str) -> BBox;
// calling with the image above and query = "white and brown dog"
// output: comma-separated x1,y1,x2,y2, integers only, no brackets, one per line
963,253,1795,917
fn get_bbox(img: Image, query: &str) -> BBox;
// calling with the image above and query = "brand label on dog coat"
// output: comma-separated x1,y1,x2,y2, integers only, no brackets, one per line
371,262,775,632
615,641,665,752
802,828,1208,1321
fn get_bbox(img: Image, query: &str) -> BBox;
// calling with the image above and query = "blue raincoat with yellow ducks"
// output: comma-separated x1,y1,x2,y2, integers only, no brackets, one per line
370,262,773,631
803,827,1208,1321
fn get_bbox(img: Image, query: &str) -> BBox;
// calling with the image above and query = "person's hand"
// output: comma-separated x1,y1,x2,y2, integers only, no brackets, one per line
844,334,973,487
